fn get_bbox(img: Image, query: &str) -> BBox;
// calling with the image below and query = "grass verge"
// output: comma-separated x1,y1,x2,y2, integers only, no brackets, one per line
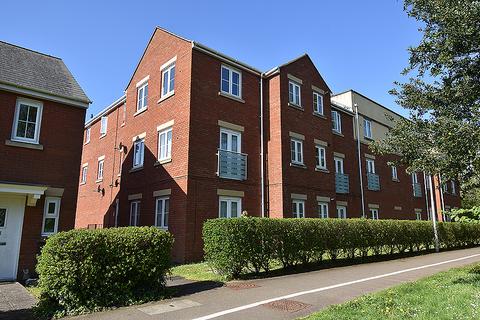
301,263,480,320
171,262,226,282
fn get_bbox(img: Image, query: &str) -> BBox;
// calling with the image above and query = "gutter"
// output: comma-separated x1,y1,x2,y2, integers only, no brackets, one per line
85,95,126,127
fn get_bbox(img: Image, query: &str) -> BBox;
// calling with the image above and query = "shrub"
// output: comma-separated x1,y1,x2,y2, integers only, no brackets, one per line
203,217,480,278
36,227,174,317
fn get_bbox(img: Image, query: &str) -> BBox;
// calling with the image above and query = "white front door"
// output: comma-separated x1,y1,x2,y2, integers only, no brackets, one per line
0,195,25,281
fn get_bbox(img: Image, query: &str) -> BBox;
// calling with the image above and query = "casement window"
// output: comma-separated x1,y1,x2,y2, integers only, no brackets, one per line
220,128,241,153
313,91,324,115
221,65,242,98
137,82,148,111
130,201,140,226
155,196,169,229
290,138,304,165
451,181,456,195
416,211,422,220
411,172,419,184
161,63,175,98
219,196,242,218
366,159,376,174
331,110,342,133
337,205,347,219
81,164,88,184
132,138,145,168
12,98,43,144
425,174,431,188
100,116,108,137
288,81,301,106
391,166,398,180
334,157,344,174
42,197,61,235
315,145,327,170
84,128,91,144
158,127,172,161
292,199,305,218
370,208,379,220
363,119,372,139
97,157,104,181
318,202,328,218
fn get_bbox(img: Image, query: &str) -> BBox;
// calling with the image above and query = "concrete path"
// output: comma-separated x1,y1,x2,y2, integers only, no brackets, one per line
0,282,36,320
70,247,480,320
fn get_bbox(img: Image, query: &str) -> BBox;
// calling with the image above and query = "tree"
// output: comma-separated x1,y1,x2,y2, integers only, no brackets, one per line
371,0,480,189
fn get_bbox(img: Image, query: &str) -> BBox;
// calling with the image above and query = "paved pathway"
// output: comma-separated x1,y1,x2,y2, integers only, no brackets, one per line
70,247,480,320
0,282,36,320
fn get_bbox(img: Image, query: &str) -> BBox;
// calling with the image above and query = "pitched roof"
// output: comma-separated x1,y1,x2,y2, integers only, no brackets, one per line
0,41,91,106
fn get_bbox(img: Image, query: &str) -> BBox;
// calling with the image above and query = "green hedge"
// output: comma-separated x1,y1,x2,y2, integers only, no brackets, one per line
203,218,480,278
36,227,174,317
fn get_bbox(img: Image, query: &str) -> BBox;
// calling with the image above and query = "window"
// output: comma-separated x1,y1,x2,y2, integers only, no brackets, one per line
122,103,126,125
219,196,242,218
42,197,60,235
97,157,104,181
100,116,108,137
221,65,242,98
451,181,456,195
161,63,175,97
133,139,145,168
337,205,347,219
292,199,305,218
0,208,7,228
84,128,91,144
137,82,148,111
155,196,169,229
220,128,241,153
366,159,375,174
318,202,328,218
331,110,342,133
334,157,344,174
81,165,88,184
158,127,173,161
425,174,431,188
411,172,419,184
370,208,379,220
363,119,372,139
12,98,43,144
416,211,422,220
129,201,140,226
315,145,327,170
290,139,304,165
288,81,301,106
442,183,448,193
313,92,324,114
391,166,398,180
427,208,432,220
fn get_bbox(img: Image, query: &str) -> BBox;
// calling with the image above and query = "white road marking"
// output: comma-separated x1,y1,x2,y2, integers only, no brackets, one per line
192,253,480,320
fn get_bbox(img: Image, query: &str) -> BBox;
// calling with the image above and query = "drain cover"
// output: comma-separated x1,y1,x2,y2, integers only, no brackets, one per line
264,299,311,313
225,282,260,290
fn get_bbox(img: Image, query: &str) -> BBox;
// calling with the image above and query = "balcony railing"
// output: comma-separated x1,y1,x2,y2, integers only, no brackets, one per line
335,173,349,194
413,183,423,197
367,173,380,191
217,149,247,181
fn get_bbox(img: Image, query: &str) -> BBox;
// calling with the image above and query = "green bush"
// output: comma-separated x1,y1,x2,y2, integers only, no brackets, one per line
203,218,480,278
36,227,174,317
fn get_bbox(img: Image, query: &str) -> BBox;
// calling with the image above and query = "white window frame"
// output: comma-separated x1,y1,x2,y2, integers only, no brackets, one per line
366,159,376,174
288,81,301,106
158,127,173,161
334,157,344,174
315,145,327,170
161,63,175,98
391,166,398,180
0,208,7,229
370,208,379,220
337,205,347,219
313,91,324,115
137,81,148,112
11,97,43,144
416,211,422,220
318,202,328,218
363,118,373,139
332,110,342,133
292,199,305,218
41,197,61,236
155,196,169,229
219,128,242,153
130,200,140,226
411,172,419,184
220,65,242,98
100,116,108,137
451,181,456,195
81,164,88,184
291,138,304,165
97,157,105,181
218,196,242,218
84,127,91,144
132,138,145,168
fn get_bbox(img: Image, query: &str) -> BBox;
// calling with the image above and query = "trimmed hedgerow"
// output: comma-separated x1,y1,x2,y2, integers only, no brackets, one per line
203,218,480,278
36,227,173,317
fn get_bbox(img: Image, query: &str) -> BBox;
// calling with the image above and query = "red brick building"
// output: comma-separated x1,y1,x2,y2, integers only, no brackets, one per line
0,41,90,280
76,27,460,262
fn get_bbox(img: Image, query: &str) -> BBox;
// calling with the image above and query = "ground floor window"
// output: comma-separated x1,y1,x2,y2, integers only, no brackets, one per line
336,205,347,219
427,208,432,221
155,196,169,228
292,199,305,218
415,211,422,220
219,196,241,218
370,208,379,220
130,200,140,226
42,197,61,235
318,202,328,218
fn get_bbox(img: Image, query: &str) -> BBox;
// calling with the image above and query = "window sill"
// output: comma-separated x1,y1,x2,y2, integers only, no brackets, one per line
218,91,245,103
154,158,172,166
313,112,326,119
100,134,107,139
133,107,148,117
129,166,144,173
290,162,307,169
392,178,400,182
364,136,375,142
315,167,329,173
80,182,86,186
158,91,175,103
84,141,90,146
333,131,344,137
95,179,103,183
121,122,126,127
288,103,304,111
5,139,44,150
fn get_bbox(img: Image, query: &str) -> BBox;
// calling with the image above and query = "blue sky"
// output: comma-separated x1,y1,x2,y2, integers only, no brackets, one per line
1,0,421,119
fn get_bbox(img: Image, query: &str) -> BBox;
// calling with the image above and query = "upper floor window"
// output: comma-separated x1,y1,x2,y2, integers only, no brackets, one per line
137,82,148,111
318,202,328,218
220,128,241,153
155,196,169,229
288,81,301,106
292,199,305,218
97,157,105,181
411,172,419,184
363,119,372,139
334,157,344,174
331,110,342,134
313,92,324,115
100,116,108,137
161,63,175,98
158,127,172,161
290,138,303,165
315,145,327,170
12,98,43,144
221,65,242,98
133,138,145,168
84,128,91,144
366,159,376,174
81,164,88,184
42,197,61,235
219,196,241,218
451,181,456,195
391,166,398,180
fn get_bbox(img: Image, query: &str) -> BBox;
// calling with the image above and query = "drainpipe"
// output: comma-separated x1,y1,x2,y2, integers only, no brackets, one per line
423,172,430,218
428,174,440,252
260,74,265,217
354,103,366,218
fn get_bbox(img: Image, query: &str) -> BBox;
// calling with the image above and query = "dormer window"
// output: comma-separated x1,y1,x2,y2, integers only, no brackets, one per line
12,98,43,144
221,65,242,98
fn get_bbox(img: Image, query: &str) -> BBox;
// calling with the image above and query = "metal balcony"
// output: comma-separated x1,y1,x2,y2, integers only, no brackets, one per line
413,183,423,197
335,173,349,194
217,149,247,181
367,173,380,191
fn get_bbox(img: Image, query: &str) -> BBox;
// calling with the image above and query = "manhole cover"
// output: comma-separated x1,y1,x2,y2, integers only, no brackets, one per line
264,299,311,313
225,282,260,290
